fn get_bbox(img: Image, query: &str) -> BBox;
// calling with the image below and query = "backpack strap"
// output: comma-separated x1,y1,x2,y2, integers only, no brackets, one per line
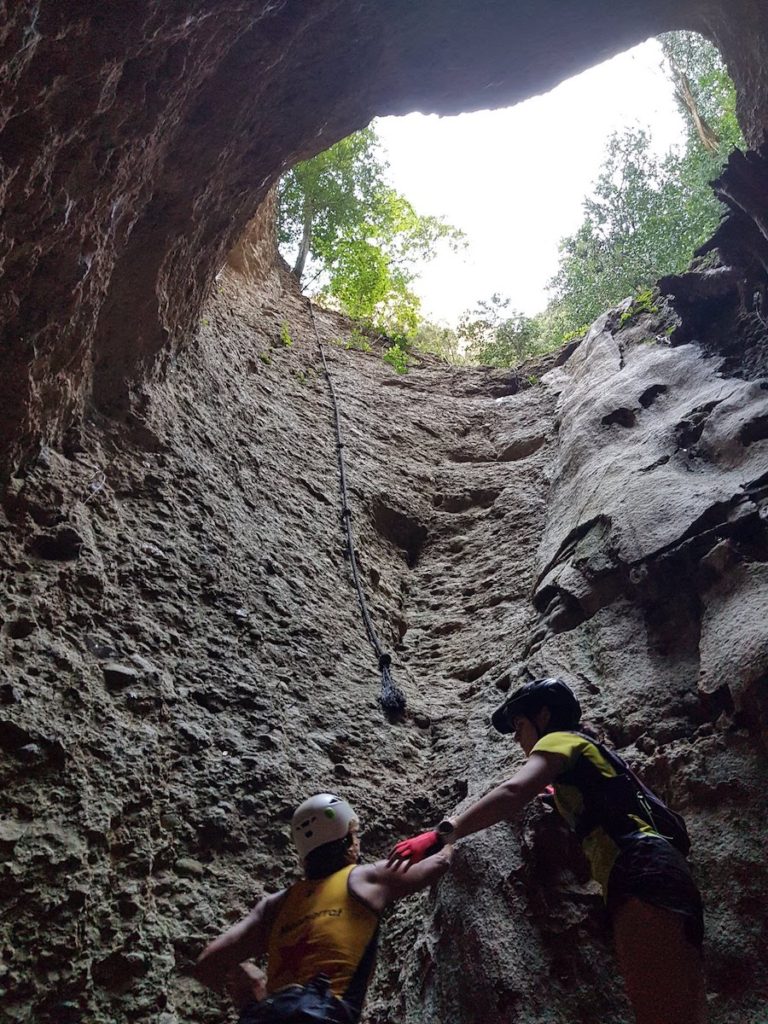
567,732,645,842
567,732,690,855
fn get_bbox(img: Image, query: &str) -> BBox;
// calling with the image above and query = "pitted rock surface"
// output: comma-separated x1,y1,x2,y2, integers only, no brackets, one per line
4,6,768,1021
2,1,768,474
1,261,767,1022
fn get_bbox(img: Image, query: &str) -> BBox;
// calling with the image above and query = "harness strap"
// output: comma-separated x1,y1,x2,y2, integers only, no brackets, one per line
342,925,380,1020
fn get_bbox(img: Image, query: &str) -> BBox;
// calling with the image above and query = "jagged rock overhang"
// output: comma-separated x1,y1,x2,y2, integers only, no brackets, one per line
1,0,767,476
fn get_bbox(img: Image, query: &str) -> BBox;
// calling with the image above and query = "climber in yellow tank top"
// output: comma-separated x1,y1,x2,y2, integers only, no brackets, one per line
531,730,660,893
196,793,453,1024
266,863,378,996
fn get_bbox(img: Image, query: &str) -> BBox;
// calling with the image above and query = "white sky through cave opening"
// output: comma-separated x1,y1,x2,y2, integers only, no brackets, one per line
375,39,687,327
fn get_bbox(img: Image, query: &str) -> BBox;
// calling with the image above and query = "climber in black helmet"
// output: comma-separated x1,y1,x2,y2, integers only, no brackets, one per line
388,677,707,1024
196,792,453,1023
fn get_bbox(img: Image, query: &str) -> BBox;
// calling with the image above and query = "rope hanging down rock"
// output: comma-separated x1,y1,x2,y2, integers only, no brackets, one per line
308,300,407,716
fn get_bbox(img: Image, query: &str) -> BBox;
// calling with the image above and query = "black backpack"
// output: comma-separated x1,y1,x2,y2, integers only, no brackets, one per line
571,734,691,857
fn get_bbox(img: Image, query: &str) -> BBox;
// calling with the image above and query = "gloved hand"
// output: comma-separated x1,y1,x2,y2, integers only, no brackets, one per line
387,830,443,870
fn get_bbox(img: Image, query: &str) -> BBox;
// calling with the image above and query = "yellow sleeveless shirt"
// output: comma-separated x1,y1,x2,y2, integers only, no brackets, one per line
532,731,660,893
266,865,379,999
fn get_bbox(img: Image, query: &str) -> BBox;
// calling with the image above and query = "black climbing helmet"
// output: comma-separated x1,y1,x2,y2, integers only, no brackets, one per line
492,677,581,734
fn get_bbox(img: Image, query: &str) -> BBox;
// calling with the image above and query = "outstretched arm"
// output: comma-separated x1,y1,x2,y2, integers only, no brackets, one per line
351,844,454,914
449,752,562,840
195,890,285,993
389,752,564,868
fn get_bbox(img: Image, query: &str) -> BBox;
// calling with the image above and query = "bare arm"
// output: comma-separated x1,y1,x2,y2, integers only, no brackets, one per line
225,962,267,1012
449,752,563,840
387,753,567,872
195,890,285,993
351,845,454,914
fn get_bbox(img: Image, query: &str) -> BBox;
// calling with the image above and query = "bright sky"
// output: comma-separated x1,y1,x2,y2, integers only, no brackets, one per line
376,39,686,326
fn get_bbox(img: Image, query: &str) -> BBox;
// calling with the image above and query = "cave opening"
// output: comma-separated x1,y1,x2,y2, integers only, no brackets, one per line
272,30,750,382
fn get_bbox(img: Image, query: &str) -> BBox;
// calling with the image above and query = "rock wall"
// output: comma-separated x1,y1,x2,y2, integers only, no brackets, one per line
4,5,768,1021
2,0,768,475
1,256,767,1022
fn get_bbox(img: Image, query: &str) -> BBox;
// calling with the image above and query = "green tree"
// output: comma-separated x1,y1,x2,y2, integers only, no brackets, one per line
411,321,464,364
278,126,464,337
660,31,743,154
547,32,744,338
457,294,549,367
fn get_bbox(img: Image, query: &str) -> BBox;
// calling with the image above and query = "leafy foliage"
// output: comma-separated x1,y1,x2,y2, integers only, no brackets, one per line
412,295,569,369
278,126,464,337
619,287,659,326
410,322,465,364
278,33,741,374
547,32,744,339
344,329,372,353
412,35,742,372
660,31,743,153
458,295,547,367
382,342,411,374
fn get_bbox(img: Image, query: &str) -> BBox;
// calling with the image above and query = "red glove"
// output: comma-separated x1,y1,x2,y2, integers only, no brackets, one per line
387,830,442,869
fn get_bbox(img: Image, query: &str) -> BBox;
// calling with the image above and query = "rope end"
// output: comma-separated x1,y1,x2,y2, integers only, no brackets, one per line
379,655,406,716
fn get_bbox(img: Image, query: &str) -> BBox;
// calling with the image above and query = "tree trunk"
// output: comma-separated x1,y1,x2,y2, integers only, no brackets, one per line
292,200,314,284
668,55,721,154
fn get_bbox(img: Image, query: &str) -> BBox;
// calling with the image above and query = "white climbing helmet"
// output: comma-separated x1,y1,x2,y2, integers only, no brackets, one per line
291,793,358,860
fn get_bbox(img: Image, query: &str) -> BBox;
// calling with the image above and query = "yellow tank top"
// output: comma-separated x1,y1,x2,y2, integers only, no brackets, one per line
266,865,379,999
532,732,660,894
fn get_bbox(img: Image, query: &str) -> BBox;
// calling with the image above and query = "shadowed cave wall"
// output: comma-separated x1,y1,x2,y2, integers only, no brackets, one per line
2,0,768,476
2,2,768,1023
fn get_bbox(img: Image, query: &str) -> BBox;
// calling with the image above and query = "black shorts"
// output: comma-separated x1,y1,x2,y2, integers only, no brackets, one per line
606,833,704,949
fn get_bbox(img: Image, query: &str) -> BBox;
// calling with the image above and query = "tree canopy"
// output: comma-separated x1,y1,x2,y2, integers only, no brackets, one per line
277,126,464,337
457,296,544,368
278,34,743,374
415,31,745,371
546,31,744,340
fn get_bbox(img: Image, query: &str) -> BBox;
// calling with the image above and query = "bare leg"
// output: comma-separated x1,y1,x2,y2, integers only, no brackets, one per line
613,897,708,1024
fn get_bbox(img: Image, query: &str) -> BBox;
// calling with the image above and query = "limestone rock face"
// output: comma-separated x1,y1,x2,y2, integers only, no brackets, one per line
383,305,768,1024
2,0,768,474
3,4,768,1021
1,260,767,1022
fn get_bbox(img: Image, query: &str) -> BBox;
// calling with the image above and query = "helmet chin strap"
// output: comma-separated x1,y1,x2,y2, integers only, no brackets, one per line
532,707,550,740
